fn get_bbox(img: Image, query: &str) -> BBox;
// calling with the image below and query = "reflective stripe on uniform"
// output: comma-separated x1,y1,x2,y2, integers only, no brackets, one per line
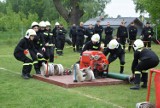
50,33,53,35
135,71,141,74
57,50,62,51
33,61,38,64
48,44,54,46
93,46,98,49
38,58,46,61
44,32,48,35
23,63,32,66
142,70,148,73
120,65,124,67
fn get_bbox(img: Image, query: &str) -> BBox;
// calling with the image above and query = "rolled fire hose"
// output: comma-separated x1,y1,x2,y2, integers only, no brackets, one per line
54,64,64,75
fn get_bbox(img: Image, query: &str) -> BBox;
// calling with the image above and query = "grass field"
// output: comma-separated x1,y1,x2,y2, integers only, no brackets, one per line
0,40,160,108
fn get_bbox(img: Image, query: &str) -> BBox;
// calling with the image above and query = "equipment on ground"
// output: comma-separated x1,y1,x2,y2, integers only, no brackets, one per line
80,51,109,78
40,63,64,77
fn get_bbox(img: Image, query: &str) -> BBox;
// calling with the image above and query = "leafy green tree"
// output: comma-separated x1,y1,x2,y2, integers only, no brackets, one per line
53,0,111,25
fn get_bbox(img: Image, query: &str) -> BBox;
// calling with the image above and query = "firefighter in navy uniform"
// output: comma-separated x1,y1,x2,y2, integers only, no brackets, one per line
69,24,77,52
117,21,128,50
85,24,95,43
141,22,154,49
128,22,137,52
76,22,86,52
44,21,55,63
81,34,100,55
103,39,125,74
94,20,103,43
31,22,43,74
14,29,42,79
52,22,60,53
104,22,113,47
56,24,67,55
130,39,159,90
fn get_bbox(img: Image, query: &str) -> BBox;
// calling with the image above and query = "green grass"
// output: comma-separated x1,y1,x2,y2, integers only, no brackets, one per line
0,41,159,108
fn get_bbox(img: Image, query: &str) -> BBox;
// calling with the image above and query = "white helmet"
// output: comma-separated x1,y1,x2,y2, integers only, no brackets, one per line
31,21,39,28
25,29,36,39
55,22,60,26
91,34,100,42
39,21,46,27
133,39,144,51
45,21,51,26
108,39,119,49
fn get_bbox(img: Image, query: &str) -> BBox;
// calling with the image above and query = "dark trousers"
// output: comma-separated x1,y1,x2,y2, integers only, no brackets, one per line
119,37,126,49
104,36,112,47
76,36,84,52
45,46,54,62
143,37,152,48
128,40,135,52
56,36,65,55
14,53,33,75
72,37,77,50
108,53,125,73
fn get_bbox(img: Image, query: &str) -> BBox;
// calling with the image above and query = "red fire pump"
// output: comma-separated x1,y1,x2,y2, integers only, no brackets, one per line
80,51,109,78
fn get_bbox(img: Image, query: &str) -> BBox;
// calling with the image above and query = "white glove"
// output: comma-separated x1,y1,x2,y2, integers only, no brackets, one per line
42,47,46,52
84,35,88,38
37,53,43,57
45,43,49,46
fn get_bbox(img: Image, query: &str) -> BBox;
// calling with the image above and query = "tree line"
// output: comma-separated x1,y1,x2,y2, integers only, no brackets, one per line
0,0,111,32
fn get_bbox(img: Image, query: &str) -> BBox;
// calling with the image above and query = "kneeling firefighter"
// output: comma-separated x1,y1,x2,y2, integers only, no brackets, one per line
103,39,125,74
130,39,159,90
14,29,43,79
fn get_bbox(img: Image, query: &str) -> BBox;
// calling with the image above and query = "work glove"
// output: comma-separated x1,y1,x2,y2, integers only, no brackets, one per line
84,35,88,38
140,35,143,39
37,53,43,58
24,49,29,55
45,43,49,46
42,47,46,52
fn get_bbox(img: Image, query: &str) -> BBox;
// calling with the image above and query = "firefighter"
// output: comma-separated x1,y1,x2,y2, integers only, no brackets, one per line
130,39,159,90
103,39,125,74
69,24,77,52
44,21,55,63
14,29,42,79
94,20,103,43
52,22,60,53
104,22,113,47
128,22,137,52
31,21,42,74
117,21,128,50
76,22,86,52
141,22,154,49
56,24,67,55
81,34,100,55
85,24,95,43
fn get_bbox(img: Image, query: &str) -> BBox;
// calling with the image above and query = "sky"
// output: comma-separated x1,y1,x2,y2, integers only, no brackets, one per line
104,0,148,18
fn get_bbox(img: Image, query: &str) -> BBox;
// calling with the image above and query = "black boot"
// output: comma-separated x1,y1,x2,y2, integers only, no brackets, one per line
130,72,141,90
120,66,124,74
141,72,148,88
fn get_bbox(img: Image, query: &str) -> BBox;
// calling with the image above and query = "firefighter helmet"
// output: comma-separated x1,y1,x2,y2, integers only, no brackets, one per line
31,21,39,28
25,29,36,39
39,21,46,27
45,21,51,26
133,39,144,51
55,22,60,26
91,34,100,42
108,39,119,49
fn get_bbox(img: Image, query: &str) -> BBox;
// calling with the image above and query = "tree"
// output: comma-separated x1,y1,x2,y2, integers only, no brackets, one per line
52,0,111,25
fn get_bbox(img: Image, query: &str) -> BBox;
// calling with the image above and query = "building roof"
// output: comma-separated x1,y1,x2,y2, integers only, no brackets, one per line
84,17,143,27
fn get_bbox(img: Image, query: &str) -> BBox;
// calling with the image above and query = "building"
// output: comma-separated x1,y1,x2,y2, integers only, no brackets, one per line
84,17,144,36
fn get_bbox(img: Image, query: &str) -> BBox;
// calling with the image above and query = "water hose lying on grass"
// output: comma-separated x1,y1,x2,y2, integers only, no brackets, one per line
108,72,130,81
